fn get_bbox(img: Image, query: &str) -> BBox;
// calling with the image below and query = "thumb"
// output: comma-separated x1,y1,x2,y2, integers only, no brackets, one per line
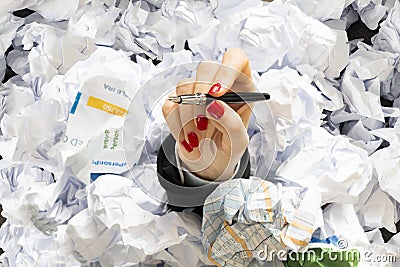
206,100,249,156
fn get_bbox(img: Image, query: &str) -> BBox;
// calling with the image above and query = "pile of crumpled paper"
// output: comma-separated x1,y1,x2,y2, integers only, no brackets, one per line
1,0,400,266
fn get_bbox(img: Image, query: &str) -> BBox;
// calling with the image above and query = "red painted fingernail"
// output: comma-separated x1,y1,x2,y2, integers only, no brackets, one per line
187,132,199,148
181,140,193,152
208,82,221,94
207,100,224,119
196,115,208,131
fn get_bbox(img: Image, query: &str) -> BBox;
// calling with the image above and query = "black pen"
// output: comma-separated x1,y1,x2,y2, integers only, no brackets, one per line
167,92,270,105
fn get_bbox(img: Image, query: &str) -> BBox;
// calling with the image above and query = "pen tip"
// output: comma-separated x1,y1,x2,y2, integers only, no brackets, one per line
167,96,181,103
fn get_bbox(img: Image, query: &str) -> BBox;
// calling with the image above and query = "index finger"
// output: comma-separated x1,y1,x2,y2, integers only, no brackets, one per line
210,48,253,97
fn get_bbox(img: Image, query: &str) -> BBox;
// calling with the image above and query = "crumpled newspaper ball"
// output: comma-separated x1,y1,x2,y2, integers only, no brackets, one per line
202,177,322,267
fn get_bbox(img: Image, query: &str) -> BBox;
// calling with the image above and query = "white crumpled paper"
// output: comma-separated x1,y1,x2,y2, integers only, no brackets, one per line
339,43,391,121
62,174,209,266
10,21,97,84
281,0,347,21
356,183,397,233
68,1,120,46
115,0,216,59
328,42,400,156
0,13,24,80
370,121,400,204
256,67,323,153
0,162,86,265
319,203,371,248
372,0,400,53
276,127,374,205
351,0,388,30
190,2,338,75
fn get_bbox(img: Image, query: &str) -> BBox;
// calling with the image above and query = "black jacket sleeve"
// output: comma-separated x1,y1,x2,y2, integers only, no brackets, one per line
157,134,251,216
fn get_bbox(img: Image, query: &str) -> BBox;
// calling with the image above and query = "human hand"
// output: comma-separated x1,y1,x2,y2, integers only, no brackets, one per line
162,48,255,181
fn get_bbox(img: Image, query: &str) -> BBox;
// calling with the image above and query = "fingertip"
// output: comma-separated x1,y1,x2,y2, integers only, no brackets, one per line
206,100,225,119
187,131,199,148
196,115,208,131
208,82,222,95
207,82,229,97
181,139,193,153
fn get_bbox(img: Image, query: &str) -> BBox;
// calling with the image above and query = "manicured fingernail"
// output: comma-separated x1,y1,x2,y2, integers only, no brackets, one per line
207,100,224,119
187,132,199,148
196,115,208,131
208,82,221,94
181,140,193,152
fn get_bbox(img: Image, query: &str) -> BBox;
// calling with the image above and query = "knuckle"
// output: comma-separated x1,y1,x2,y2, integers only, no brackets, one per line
176,78,195,95
197,61,218,73
176,84,193,95
219,66,237,81
218,66,230,77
